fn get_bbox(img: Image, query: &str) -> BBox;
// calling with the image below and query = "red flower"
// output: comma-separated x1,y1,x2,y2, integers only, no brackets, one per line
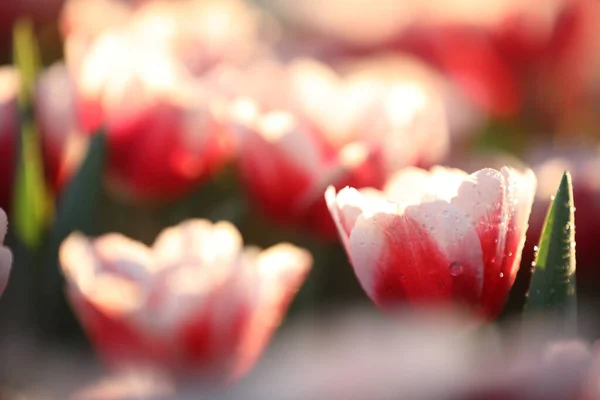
59,219,311,382
70,27,232,202
325,166,536,319
230,57,449,237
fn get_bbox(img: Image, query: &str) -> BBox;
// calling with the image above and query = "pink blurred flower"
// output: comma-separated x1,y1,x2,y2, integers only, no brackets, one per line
59,219,312,381
63,0,268,79
70,26,232,202
267,0,591,118
325,166,536,319
36,62,87,193
230,56,450,237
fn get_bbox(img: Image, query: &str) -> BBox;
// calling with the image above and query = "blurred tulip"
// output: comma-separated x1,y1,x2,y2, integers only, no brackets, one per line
59,219,312,381
325,166,536,319
63,0,268,79
230,56,449,237
70,26,232,202
0,67,19,212
127,0,268,77
36,62,87,193
266,0,586,118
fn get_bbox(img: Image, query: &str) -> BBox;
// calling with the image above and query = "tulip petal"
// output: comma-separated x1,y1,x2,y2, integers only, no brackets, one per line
348,202,483,308
234,243,312,379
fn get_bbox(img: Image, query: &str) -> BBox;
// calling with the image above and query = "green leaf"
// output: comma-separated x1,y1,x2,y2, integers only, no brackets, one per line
12,19,40,107
49,130,106,240
36,131,106,338
525,171,577,326
11,19,53,250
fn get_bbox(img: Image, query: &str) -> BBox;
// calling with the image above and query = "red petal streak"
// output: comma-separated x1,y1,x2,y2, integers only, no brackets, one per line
356,212,480,309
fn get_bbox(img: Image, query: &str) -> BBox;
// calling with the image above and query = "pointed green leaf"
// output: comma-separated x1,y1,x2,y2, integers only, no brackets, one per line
11,19,53,249
49,130,106,240
36,131,106,337
525,171,576,324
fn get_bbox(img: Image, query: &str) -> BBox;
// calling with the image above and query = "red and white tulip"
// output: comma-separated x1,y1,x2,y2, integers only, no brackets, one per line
231,57,450,237
59,219,312,381
325,166,536,319
70,26,232,201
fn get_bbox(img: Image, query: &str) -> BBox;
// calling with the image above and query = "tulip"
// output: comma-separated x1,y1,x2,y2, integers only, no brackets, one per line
267,0,591,119
59,219,312,381
325,166,536,319
70,26,232,202
230,57,449,238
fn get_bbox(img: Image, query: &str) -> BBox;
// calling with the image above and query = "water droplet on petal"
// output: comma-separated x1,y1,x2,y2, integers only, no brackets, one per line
507,252,513,257
442,209,449,216
449,261,463,277
533,245,539,252
499,272,504,278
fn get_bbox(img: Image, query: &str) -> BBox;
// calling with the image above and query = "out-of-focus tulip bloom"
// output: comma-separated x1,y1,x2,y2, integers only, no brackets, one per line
63,0,267,79
325,166,536,319
36,63,87,193
71,27,232,201
0,67,19,212
231,56,450,237
0,209,12,297
521,147,600,296
126,0,267,77
266,0,588,118
59,219,312,381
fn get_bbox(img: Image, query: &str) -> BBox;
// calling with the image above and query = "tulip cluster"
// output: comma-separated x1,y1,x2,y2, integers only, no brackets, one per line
0,0,600,397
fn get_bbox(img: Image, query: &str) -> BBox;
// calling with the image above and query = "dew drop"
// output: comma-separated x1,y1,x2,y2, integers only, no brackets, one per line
449,261,463,277
429,226,435,232
507,252,513,257
533,245,539,252
499,272,504,278
442,209,449,216
531,261,536,267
